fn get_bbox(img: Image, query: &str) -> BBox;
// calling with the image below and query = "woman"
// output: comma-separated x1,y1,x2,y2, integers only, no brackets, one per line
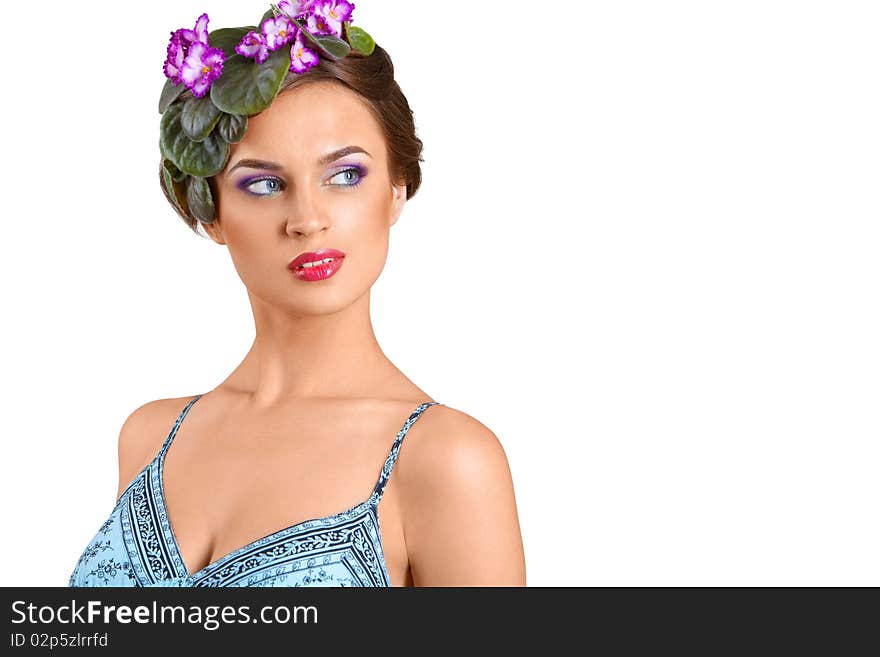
68,2,525,587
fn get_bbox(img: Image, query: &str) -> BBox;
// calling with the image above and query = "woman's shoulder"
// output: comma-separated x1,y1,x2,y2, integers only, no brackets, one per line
399,402,514,503
411,402,505,454
115,394,200,497
396,402,526,585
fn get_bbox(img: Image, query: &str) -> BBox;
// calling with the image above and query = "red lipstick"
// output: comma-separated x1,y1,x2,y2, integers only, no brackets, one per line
288,248,346,282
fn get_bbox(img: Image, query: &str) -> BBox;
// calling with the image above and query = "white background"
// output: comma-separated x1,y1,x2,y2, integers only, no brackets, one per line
1,1,877,586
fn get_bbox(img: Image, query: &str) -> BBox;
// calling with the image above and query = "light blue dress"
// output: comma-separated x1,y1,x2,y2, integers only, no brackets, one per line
68,394,440,587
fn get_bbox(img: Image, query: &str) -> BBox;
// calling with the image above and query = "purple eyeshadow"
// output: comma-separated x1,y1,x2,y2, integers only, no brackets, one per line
333,162,368,177
235,174,280,194
234,161,369,196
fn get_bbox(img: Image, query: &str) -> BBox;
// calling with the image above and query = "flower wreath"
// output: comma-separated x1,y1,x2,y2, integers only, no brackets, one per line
158,1,375,226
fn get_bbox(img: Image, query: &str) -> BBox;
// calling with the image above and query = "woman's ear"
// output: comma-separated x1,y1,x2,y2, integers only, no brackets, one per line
202,219,226,245
389,182,406,227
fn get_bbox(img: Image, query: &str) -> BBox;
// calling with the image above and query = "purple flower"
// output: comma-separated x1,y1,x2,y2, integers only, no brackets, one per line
289,30,320,74
164,32,187,85
310,0,355,38
262,15,296,50
163,13,225,97
180,12,210,46
180,41,225,98
278,0,317,20
236,30,270,64
305,12,331,36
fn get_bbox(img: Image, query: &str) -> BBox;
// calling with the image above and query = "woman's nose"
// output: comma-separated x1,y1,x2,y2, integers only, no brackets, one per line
284,186,330,236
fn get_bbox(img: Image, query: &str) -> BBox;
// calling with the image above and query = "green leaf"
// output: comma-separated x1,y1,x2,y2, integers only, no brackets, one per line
290,18,351,59
344,23,375,56
314,34,351,59
163,158,186,182
289,17,351,59
162,166,187,214
209,44,291,115
180,94,223,142
159,78,185,114
217,112,248,143
208,27,255,59
186,176,216,223
160,101,229,177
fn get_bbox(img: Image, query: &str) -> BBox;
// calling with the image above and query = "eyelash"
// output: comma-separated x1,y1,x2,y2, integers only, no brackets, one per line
240,166,366,197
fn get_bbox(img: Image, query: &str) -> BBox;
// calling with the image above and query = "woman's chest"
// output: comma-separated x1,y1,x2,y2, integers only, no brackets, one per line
157,404,415,583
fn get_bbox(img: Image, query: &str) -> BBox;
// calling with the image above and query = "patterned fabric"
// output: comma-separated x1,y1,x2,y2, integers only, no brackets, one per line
68,395,440,587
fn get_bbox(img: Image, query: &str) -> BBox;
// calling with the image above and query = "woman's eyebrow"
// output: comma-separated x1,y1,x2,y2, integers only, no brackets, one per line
226,146,372,177
226,158,283,175
317,145,372,166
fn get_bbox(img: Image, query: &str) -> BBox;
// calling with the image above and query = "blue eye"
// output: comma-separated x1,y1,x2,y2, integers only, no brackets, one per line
241,177,283,197
238,167,365,197
327,167,366,188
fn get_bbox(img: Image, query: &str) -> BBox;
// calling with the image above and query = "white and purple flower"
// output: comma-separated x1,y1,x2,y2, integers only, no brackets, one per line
234,0,357,75
310,0,355,38
163,13,225,98
179,12,210,46
277,0,317,20
262,14,297,50
289,31,320,74
305,12,332,36
179,41,225,98
236,30,271,64
164,32,187,85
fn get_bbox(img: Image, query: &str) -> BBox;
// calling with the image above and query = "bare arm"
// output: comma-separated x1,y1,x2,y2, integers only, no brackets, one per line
401,410,526,586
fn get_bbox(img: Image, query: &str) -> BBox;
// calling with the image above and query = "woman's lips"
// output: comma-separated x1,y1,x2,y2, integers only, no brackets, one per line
288,248,345,282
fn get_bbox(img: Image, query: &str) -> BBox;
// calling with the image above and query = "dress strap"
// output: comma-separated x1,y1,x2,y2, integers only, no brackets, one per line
371,401,441,503
157,394,204,460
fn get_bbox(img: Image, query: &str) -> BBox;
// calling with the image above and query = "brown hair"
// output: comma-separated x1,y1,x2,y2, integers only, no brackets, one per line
159,44,423,236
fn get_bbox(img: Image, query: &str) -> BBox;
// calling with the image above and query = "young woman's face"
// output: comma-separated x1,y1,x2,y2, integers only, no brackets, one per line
207,80,406,315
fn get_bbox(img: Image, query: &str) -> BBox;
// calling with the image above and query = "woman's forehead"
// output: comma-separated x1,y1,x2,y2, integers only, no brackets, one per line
233,82,384,156
260,82,376,130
